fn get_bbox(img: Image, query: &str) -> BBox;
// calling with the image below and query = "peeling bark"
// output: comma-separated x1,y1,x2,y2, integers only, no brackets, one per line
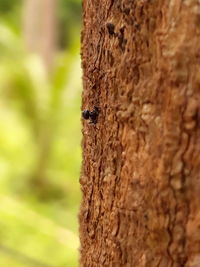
80,1,200,266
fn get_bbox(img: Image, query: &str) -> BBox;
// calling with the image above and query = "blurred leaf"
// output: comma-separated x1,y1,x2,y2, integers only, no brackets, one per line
0,1,82,265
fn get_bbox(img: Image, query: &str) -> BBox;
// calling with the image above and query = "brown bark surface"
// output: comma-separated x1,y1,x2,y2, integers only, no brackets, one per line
80,1,200,266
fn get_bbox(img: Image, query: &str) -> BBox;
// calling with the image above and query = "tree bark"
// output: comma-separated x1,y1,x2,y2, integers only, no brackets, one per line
80,1,200,266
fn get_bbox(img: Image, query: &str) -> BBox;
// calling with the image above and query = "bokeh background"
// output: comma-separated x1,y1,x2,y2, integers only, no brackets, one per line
0,0,82,266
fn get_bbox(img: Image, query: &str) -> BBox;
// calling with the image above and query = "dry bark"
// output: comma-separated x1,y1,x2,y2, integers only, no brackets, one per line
80,1,200,266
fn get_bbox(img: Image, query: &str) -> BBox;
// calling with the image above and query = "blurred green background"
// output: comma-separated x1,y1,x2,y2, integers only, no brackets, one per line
0,0,82,266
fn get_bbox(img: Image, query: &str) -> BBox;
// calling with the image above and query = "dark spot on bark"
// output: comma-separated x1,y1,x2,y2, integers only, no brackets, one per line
97,44,100,52
134,23,140,30
106,23,115,35
118,27,127,51
107,50,114,67
124,8,130,15
120,26,125,35
117,3,122,11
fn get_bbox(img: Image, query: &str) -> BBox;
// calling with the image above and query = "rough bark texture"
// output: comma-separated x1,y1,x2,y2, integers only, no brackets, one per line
80,1,200,266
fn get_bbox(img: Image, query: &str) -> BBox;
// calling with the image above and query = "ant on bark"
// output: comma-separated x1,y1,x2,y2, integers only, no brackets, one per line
82,106,99,125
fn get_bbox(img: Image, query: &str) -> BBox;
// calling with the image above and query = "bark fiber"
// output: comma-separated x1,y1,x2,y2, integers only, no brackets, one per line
80,1,200,266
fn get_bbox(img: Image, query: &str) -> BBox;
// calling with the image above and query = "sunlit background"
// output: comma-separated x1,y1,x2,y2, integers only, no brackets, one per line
0,0,81,266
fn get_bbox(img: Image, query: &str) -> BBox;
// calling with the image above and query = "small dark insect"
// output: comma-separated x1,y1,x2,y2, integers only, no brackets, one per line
82,106,99,124
82,110,90,120
106,23,115,35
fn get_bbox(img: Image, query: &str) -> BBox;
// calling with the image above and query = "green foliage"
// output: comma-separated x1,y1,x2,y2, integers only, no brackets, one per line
58,0,82,49
0,0,22,33
0,0,21,13
0,1,82,266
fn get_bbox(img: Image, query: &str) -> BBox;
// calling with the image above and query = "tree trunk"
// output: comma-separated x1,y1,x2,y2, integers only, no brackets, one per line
80,1,200,266
23,0,57,73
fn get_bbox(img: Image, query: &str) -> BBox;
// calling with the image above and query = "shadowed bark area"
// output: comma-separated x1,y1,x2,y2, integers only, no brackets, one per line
80,1,200,266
